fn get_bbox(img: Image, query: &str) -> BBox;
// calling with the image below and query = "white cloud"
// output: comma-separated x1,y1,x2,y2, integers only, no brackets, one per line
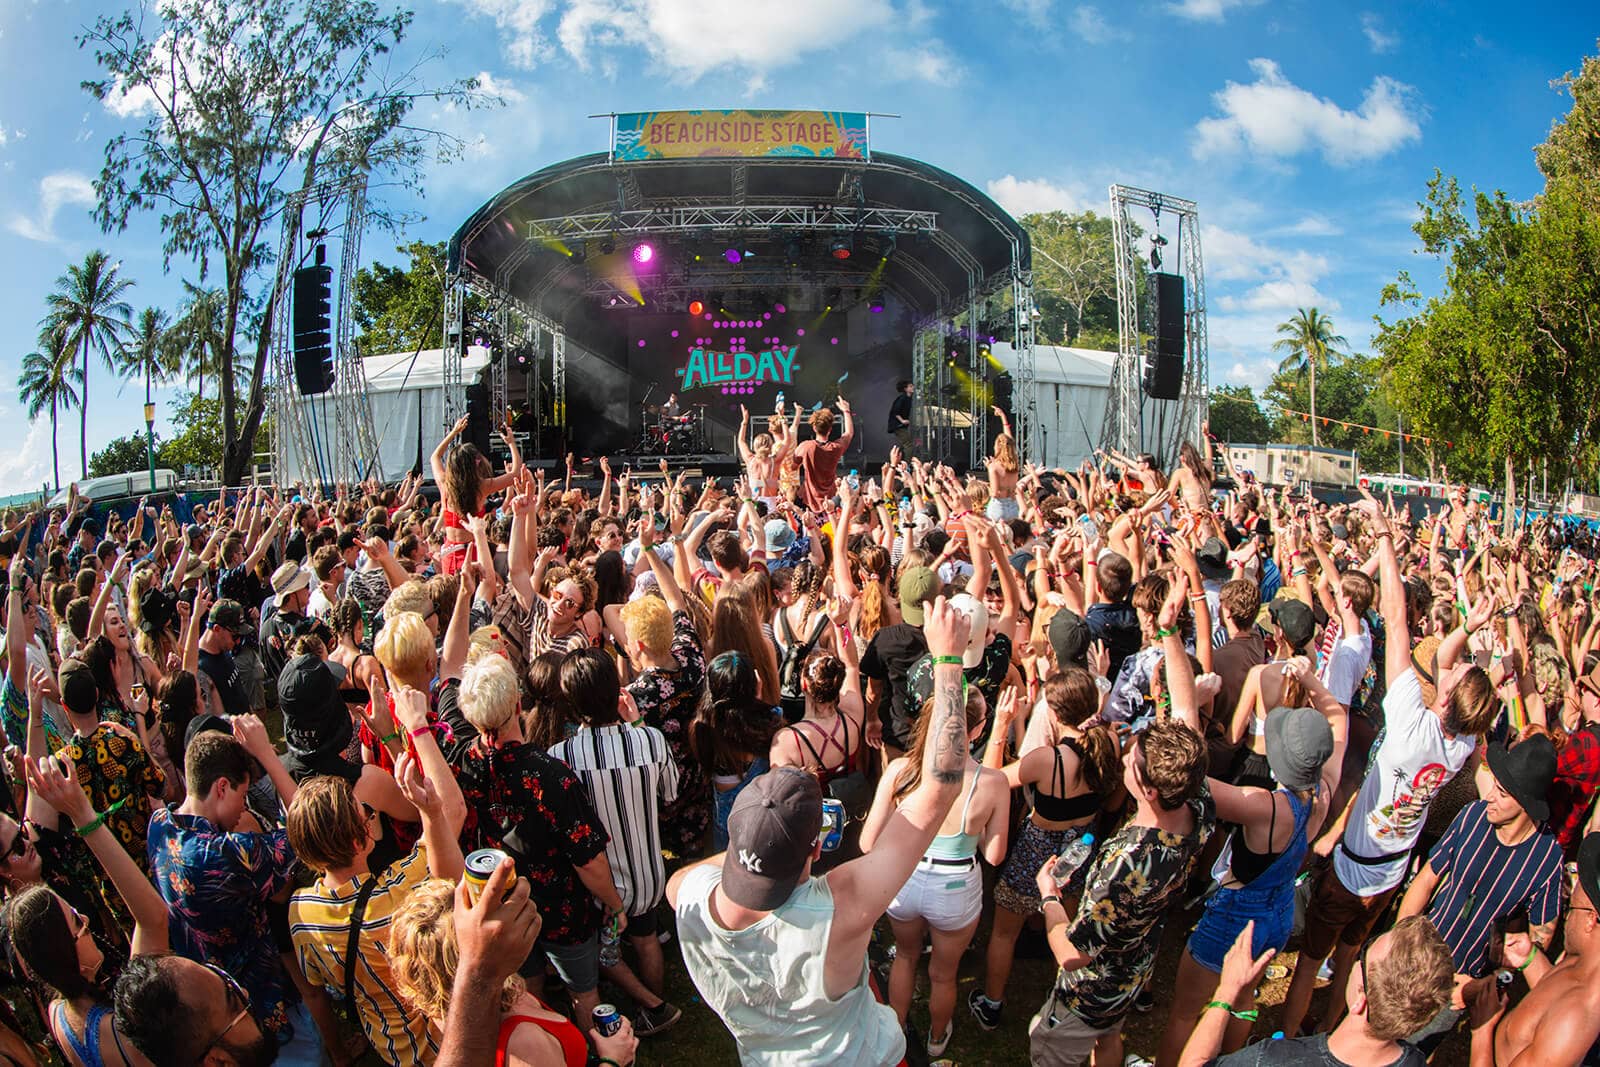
1068,6,1129,43
1360,12,1397,54
0,411,62,497
421,72,544,189
1201,222,1342,373
986,174,1096,216
880,41,962,85
1272,213,1342,237
1001,0,1052,26
7,171,97,244
1193,58,1423,165
1167,0,1261,22
449,0,946,84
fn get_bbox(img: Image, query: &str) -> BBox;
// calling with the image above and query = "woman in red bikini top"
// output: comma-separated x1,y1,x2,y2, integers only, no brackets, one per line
431,413,523,575
390,880,638,1067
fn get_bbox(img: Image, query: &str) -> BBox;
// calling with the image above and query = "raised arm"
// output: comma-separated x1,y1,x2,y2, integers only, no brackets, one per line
829,597,968,937
836,396,855,448
439,565,478,683
27,754,169,957
431,415,469,497
1358,492,1410,683
1158,571,1202,735
635,520,687,614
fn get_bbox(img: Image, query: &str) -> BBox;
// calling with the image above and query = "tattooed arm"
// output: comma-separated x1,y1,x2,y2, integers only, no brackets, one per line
828,595,970,940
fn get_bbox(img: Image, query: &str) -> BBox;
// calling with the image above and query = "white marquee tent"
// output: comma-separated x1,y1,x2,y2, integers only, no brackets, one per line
991,343,1115,470
279,345,491,483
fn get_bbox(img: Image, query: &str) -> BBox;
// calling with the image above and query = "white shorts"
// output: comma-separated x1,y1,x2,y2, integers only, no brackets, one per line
886,858,982,931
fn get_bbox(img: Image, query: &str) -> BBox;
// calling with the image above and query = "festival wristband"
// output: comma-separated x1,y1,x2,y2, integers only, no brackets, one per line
1157,625,1180,638
379,731,401,745
1516,947,1539,972
408,722,456,745
1202,1000,1259,1022
930,656,965,668
74,796,130,837
1040,894,1062,908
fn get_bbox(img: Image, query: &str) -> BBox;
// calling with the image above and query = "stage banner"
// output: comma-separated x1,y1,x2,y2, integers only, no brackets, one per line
613,110,869,162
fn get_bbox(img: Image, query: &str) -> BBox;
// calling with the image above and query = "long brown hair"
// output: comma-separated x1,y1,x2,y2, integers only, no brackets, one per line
856,544,892,644
1044,669,1120,797
709,589,782,706
893,685,986,803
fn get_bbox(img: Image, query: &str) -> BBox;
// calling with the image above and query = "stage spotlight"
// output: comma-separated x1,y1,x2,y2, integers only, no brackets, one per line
688,299,705,317
632,242,654,264
599,236,616,255
869,298,885,314
570,243,587,265
724,248,742,265
830,237,852,260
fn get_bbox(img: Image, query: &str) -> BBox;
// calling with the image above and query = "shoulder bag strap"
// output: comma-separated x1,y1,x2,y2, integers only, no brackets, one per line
343,874,382,1007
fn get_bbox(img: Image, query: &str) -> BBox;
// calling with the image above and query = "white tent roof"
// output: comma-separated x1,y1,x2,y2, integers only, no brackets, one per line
359,345,492,393
990,342,1116,386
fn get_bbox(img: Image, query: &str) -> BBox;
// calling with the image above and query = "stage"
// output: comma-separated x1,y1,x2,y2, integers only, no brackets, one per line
441,108,1039,471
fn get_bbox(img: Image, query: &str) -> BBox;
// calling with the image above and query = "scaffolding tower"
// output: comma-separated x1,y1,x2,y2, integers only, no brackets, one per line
1102,184,1209,466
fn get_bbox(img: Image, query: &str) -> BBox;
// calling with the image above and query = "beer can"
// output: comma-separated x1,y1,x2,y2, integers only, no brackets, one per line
463,848,509,903
593,1003,623,1037
820,797,845,852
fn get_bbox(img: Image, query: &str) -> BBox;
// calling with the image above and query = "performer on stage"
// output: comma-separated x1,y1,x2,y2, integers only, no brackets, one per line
888,379,914,451
661,392,680,420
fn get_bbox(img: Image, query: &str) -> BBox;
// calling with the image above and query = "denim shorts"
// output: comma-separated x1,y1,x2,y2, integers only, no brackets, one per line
1188,892,1294,973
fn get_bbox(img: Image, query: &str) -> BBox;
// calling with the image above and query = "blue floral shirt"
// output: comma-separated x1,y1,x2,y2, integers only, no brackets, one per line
147,806,299,1037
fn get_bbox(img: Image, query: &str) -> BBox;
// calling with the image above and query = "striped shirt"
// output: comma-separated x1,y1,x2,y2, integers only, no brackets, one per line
549,723,680,917
290,845,440,1067
1424,800,1562,976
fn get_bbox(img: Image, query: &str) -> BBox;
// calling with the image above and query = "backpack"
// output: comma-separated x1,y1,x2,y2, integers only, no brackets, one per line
777,609,830,710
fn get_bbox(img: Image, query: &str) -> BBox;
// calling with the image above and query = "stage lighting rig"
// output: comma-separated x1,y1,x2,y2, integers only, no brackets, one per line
830,236,852,260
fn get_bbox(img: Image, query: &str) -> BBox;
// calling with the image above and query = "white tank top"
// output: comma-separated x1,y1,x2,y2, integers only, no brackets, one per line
675,866,906,1066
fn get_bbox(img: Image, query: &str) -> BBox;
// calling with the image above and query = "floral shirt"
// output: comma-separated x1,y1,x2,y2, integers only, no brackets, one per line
627,611,710,858
147,807,299,1038
456,738,609,945
1058,790,1216,1028
63,723,165,873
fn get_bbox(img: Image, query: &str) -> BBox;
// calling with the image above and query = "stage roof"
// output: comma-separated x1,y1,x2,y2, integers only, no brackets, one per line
446,151,1031,323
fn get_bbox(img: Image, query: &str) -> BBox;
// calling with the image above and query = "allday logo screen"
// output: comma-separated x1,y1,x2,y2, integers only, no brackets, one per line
647,301,842,400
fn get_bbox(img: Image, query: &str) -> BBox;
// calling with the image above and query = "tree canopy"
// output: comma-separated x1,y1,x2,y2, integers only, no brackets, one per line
81,0,488,484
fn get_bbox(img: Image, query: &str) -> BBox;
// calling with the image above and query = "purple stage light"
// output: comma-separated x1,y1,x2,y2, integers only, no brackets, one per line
637,339,646,347
796,328,805,336
632,242,654,264
724,248,742,264
775,303,786,314
831,337,839,345
671,330,679,338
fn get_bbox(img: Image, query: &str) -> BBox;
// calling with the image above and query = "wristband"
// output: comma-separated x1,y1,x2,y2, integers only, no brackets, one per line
379,731,401,745
1517,947,1539,973
408,722,456,745
931,655,965,668
1202,1000,1259,1022
597,1060,623,1067
1086,559,1097,567
1040,894,1062,909
74,796,130,837
1157,625,1179,638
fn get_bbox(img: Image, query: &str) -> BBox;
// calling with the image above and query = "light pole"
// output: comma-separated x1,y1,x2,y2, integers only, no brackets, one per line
144,400,156,493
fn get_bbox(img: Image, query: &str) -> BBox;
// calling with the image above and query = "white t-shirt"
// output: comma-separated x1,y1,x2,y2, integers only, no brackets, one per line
1334,668,1474,896
1320,620,1373,708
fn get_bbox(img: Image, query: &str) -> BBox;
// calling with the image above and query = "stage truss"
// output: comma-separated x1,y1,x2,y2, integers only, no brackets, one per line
1102,184,1208,466
446,159,1036,471
269,176,383,486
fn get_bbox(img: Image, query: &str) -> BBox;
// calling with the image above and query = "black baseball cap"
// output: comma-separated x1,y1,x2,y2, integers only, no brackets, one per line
721,767,822,911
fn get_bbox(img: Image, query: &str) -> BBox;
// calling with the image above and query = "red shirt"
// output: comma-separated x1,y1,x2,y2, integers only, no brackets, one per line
795,436,850,511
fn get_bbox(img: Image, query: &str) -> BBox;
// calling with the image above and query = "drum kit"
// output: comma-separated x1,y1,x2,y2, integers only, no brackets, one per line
636,401,708,455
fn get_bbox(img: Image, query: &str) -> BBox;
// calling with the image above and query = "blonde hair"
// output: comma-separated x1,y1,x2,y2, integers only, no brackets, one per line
994,432,1019,472
383,579,434,621
621,595,673,657
965,480,990,509
374,612,435,681
459,656,519,734
467,625,507,664
390,879,523,1023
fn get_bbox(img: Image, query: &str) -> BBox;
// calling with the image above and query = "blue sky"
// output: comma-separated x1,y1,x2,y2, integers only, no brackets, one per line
0,0,1593,494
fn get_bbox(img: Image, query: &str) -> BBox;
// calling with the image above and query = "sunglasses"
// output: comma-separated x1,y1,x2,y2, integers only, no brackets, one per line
200,962,253,1055
0,829,28,863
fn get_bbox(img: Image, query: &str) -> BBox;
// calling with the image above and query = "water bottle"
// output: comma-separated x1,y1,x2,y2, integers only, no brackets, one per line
598,913,622,967
1050,831,1096,895
848,469,860,490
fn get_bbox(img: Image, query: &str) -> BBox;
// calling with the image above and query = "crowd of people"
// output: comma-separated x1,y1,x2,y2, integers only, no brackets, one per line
0,390,1597,1067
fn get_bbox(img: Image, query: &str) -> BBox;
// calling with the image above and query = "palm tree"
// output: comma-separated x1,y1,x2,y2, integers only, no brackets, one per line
124,306,179,403
42,251,134,477
167,281,226,402
17,330,83,492
1273,307,1348,448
